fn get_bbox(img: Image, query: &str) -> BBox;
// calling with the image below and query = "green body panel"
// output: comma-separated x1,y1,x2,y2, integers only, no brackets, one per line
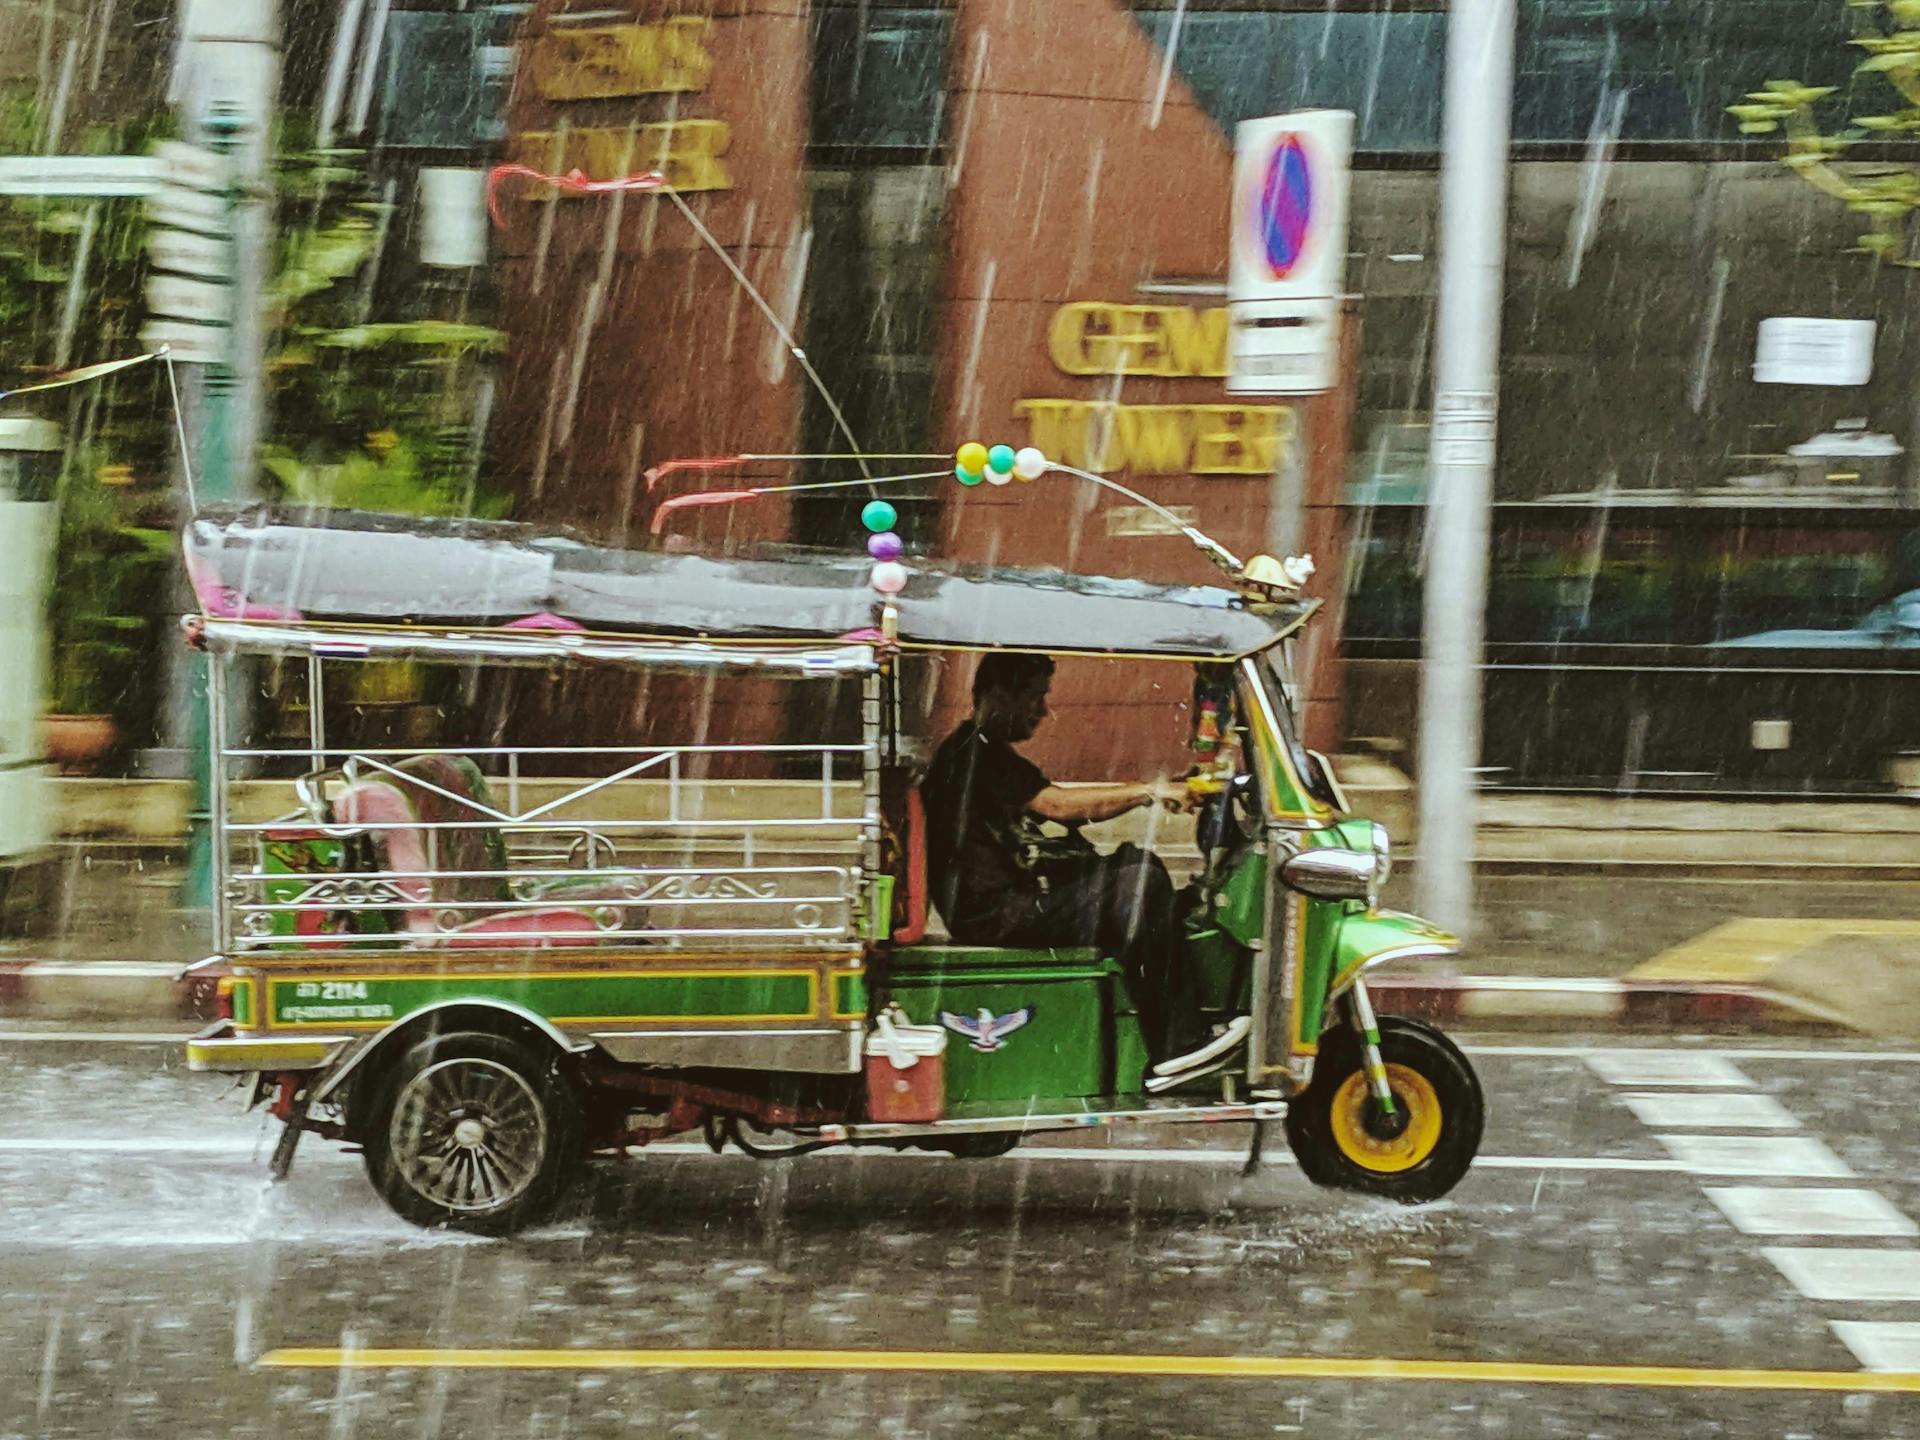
864,876,894,941
1331,909,1459,993
264,969,819,1029
884,945,1116,1104
1211,848,1266,949
833,971,868,1018
1182,926,1247,1013
231,978,255,1027
1294,895,1343,1047
1284,821,1411,1047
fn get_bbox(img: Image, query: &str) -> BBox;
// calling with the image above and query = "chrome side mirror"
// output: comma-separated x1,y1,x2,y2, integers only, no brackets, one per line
1281,846,1377,903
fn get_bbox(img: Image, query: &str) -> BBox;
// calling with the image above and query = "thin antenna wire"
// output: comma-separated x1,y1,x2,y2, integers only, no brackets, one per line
751,468,946,495
648,469,944,535
1048,461,1245,576
658,187,872,483
488,164,878,488
163,347,199,514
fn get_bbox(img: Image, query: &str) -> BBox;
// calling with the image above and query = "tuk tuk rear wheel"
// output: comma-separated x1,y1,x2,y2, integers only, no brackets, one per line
361,1029,583,1235
1284,1015,1483,1203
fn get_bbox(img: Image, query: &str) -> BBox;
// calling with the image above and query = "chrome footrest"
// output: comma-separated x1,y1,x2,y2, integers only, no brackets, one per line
820,1098,1286,1143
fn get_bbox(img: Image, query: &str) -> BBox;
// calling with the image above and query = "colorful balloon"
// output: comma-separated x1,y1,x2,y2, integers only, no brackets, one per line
955,441,989,475
987,444,1016,475
870,561,909,594
1013,446,1048,481
867,530,903,561
954,464,985,487
861,499,898,533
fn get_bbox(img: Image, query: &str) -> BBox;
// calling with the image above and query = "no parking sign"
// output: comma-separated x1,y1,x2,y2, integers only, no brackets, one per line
1228,111,1353,396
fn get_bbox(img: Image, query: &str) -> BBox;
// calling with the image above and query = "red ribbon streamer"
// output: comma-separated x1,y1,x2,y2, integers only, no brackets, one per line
485,164,669,228
648,489,761,535
643,454,754,493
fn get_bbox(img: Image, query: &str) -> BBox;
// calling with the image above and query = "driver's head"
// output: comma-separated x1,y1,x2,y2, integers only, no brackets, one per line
973,652,1055,744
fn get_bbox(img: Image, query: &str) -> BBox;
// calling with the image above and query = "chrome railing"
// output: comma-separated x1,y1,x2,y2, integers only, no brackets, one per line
215,742,878,953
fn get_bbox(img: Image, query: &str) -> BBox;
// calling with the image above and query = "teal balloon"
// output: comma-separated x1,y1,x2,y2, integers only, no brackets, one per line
987,444,1016,474
861,500,898,532
954,464,985,487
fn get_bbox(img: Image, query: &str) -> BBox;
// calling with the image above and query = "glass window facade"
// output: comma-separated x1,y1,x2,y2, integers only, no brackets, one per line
811,6,954,151
803,1,1920,789
813,1,1865,153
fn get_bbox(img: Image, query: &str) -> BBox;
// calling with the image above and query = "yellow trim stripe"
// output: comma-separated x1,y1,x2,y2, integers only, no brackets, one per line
255,1348,1920,1392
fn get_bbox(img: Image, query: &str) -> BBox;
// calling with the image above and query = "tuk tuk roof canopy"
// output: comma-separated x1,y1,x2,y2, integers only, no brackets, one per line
184,507,1317,662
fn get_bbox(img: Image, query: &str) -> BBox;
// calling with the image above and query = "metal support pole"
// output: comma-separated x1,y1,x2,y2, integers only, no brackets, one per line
181,103,246,909
1414,0,1516,938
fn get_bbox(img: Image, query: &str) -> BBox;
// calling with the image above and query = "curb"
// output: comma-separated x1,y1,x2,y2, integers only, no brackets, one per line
1366,975,1857,1033
0,961,1859,1035
0,961,209,1025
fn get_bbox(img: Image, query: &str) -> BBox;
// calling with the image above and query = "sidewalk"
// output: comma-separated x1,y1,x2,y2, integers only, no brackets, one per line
6,775,1920,1034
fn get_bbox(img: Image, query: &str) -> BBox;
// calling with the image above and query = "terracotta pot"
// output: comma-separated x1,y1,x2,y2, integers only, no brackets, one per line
41,713,116,775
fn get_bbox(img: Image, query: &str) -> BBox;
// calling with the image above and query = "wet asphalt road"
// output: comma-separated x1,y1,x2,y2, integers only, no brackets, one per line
3,1034,1920,1438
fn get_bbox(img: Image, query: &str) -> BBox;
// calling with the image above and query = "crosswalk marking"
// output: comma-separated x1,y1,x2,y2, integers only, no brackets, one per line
1830,1322,1920,1372
1618,1093,1797,1130
1585,1053,1754,1088
1705,1187,1919,1239
1656,1134,1855,1179
1763,1249,1920,1304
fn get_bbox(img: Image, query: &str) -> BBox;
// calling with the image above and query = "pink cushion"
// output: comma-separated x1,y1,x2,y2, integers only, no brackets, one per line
332,781,431,921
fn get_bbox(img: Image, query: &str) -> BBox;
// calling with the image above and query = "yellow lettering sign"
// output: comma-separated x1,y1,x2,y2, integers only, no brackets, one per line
1046,303,1229,378
530,19,715,100
1012,400,1294,476
510,122,733,194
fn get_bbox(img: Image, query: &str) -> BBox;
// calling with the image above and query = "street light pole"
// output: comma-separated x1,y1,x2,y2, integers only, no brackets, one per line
1414,0,1517,938
180,102,244,910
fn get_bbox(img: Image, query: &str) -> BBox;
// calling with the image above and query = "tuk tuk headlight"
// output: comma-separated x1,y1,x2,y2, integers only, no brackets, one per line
1280,846,1379,904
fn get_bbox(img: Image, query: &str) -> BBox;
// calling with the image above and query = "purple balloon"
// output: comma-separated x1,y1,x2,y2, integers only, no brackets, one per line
867,531,903,561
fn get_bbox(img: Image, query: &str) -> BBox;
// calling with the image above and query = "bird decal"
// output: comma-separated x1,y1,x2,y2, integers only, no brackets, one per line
940,1006,1035,1053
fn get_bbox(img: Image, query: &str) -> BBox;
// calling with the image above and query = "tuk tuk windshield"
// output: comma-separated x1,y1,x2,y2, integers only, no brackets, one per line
1254,648,1342,814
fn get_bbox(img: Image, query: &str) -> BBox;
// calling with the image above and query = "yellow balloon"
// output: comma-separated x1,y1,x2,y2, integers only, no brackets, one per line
955,441,988,474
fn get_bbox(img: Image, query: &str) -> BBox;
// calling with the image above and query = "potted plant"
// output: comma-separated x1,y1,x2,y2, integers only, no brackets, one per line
42,463,172,773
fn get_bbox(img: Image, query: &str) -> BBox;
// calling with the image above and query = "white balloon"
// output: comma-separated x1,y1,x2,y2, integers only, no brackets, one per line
985,468,1013,486
1012,446,1048,480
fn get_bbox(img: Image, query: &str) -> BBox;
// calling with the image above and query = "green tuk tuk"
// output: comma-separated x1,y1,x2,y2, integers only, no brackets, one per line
182,505,1481,1233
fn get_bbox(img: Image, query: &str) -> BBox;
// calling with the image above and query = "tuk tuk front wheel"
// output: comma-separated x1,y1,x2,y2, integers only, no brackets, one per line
1284,1015,1484,1203
361,1029,583,1235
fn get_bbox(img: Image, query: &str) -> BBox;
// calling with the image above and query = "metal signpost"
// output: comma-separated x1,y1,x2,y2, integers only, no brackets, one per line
161,111,242,910
1415,0,1517,939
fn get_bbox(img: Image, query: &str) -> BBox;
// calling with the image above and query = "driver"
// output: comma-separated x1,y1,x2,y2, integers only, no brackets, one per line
922,652,1252,1091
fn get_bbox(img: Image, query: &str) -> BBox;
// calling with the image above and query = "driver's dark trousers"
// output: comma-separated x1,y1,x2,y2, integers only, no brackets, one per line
962,843,1206,1065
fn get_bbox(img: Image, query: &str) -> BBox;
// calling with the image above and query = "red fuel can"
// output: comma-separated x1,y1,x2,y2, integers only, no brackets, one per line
863,1009,948,1123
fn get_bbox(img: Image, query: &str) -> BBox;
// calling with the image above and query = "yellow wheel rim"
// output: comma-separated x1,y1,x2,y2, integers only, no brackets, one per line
1329,1063,1444,1173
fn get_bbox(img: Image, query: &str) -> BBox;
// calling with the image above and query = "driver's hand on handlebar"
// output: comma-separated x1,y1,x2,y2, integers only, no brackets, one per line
1150,779,1202,813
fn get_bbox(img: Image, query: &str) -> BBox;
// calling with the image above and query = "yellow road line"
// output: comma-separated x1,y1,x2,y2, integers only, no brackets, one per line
255,1348,1920,1392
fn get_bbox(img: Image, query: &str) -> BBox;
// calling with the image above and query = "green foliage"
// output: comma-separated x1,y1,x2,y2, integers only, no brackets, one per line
262,434,509,519
264,151,509,521
45,464,172,716
1732,5,1920,263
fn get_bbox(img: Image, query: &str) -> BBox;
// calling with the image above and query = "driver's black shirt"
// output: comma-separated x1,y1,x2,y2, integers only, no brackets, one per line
921,721,1050,938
